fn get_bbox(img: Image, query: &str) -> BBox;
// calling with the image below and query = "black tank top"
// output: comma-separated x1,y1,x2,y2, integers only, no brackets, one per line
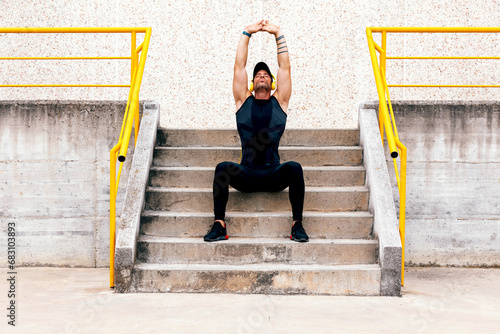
236,95,287,168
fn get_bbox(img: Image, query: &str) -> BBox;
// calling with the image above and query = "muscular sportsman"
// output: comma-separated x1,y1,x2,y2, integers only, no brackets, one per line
204,20,308,242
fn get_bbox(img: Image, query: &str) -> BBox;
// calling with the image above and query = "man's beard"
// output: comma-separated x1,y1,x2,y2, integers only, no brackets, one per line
254,81,271,93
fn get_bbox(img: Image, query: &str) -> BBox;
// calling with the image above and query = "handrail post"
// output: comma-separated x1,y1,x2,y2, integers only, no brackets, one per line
399,143,407,286
131,31,137,85
109,142,121,288
134,98,140,145
381,31,387,74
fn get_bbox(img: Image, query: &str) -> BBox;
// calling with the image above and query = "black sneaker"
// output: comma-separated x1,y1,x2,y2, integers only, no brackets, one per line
290,221,309,242
204,221,228,242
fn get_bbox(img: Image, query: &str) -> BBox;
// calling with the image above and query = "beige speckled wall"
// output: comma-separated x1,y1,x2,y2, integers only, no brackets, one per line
1,0,499,128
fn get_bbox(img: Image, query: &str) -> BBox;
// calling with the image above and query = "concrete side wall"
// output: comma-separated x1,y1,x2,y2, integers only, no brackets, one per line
359,108,401,296
1,1,499,129
0,101,138,267
115,102,159,291
383,102,500,266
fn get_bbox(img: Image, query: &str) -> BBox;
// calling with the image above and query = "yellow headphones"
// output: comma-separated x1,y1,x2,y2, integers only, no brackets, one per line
250,73,276,92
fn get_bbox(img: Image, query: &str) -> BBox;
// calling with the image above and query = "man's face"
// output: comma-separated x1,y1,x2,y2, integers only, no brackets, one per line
254,70,272,92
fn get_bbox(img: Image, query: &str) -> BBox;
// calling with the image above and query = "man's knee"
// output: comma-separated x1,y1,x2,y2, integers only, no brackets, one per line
285,161,303,176
215,161,231,173
216,161,242,173
215,161,243,187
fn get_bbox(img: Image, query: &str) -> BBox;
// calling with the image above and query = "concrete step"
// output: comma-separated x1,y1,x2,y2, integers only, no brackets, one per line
157,128,360,147
149,166,366,188
136,237,378,265
140,211,373,239
129,263,381,295
144,186,369,212
152,146,363,167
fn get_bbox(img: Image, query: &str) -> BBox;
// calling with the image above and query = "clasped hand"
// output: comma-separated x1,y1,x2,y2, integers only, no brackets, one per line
245,20,280,37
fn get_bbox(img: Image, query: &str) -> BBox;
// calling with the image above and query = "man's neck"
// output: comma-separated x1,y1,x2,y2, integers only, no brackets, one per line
254,90,271,100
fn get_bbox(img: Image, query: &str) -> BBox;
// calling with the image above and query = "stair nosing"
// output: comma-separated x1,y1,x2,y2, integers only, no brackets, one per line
157,128,359,131
149,166,366,171
141,210,373,218
138,236,377,245
134,262,380,271
154,146,362,150
146,186,369,192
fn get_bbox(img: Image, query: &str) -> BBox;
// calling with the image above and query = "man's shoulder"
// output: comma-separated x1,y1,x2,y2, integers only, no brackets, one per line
271,93,288,114
235,94,254,113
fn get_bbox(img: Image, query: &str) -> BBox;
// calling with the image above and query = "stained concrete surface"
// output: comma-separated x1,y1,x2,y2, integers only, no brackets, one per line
362,101,500,268
0,267,499,333
390,102,500,267
0,101,138,268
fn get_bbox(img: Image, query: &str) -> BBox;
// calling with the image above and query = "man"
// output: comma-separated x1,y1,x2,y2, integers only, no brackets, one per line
204,20,308,242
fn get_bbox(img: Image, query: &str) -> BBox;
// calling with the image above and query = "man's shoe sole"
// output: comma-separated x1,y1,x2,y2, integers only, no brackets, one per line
290,235,309,242
204,235,229,242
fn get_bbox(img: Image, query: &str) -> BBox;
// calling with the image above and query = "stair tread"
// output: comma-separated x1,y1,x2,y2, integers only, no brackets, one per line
155,146,362,150
134,262,380,271
138,236,377,245
150,166,365,171
146,186,368,192
158,128,358,132
141,210,373,218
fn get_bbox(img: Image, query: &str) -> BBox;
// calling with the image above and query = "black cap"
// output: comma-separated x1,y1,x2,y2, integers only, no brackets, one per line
253,62,273,81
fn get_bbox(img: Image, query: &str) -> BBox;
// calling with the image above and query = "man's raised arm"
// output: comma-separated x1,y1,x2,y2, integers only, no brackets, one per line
233,21,264,111
262,21,291,112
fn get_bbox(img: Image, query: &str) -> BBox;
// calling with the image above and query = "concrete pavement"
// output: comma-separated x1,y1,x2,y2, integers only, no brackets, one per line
1,267,499,333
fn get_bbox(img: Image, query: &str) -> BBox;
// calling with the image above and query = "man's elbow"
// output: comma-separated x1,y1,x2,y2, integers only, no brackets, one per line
279,62,291,71
234,62,246,72
279,65,291,75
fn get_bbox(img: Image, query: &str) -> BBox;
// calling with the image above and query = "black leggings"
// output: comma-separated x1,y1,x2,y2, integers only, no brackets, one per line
213,161,305,222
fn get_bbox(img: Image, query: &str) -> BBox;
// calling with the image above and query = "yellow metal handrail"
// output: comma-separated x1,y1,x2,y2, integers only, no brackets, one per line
366,27,500,286
0,27,152,288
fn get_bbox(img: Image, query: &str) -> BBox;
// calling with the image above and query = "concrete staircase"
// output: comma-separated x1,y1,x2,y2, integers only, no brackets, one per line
129,129,381,295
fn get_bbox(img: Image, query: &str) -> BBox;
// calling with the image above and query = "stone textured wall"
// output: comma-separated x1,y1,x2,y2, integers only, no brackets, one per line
0,101,136,267
1,0,499,128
